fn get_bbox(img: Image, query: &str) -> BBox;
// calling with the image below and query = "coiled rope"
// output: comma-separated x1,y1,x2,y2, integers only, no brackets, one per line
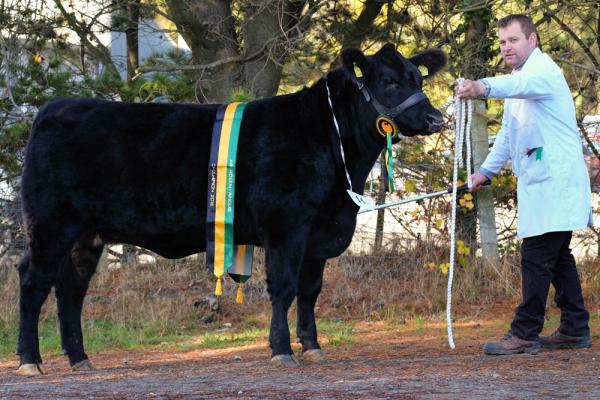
447,78,473,349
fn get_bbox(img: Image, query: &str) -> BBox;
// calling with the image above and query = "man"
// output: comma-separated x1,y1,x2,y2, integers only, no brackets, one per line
456,14,593,355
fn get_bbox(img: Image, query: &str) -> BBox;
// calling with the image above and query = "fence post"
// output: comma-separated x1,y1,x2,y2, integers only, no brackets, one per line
471,99,499,264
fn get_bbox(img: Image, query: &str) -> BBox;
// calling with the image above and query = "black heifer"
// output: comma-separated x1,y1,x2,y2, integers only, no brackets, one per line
16,44,446,375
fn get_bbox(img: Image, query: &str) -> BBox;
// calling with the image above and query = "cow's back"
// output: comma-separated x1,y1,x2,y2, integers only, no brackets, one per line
22,91,354,259
22,98,219,255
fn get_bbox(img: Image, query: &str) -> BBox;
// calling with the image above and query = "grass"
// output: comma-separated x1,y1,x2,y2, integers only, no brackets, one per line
0,318,201,359
0,318,356,360
1,248,599,361
193,327,268,349
318,321,355,346
413,315,426,335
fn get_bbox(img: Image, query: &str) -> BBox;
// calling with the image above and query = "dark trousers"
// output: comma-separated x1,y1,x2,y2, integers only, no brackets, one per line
510,231,590,341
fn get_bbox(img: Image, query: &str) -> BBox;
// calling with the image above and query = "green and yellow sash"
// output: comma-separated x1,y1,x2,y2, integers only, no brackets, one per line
206,102,253,303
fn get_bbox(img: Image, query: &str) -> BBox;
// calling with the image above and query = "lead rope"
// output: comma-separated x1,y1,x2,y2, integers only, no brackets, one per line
447,78,473,349
326,81,354,192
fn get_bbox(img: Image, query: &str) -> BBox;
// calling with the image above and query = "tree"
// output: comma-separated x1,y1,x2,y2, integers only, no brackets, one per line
459,2,498,262
159,0,313,102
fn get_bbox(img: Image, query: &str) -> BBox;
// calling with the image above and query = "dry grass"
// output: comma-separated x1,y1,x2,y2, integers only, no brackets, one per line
0,243,598,333
318,246,523,322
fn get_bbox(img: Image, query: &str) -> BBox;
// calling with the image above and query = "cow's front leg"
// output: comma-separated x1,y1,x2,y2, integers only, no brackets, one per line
265,247,303,368
296,258,326,364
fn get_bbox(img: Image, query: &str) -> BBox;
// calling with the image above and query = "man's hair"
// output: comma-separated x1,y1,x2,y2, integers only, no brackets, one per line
498,14,537,39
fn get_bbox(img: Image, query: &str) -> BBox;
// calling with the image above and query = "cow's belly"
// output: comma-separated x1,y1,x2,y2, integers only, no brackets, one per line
306,207,357,259
102,230,206,259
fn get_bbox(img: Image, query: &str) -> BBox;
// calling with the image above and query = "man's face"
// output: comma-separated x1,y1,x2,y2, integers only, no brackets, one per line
498,21,537,69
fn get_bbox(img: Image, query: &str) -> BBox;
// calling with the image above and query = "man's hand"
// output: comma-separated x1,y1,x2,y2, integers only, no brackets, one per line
455,79,486,99
470,172,490,192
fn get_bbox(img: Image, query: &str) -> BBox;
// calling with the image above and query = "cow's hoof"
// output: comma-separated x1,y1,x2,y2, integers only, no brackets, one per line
72,359,95,372
16,363,46,376
302,349,325,364
271,354,300,368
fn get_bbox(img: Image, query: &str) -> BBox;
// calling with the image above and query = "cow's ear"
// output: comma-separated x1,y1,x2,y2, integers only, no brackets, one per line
378,43,397,57
341,47,368,79
409,49,447,78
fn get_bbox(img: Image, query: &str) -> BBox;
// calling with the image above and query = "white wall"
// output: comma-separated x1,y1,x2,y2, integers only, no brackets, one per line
110,19,191,80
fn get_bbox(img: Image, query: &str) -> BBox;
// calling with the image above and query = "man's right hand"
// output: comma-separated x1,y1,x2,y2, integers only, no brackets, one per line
455,79,486,99
470,172,490,192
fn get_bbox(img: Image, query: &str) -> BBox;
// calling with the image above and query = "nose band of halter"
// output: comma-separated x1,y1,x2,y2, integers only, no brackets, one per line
357,82,427,118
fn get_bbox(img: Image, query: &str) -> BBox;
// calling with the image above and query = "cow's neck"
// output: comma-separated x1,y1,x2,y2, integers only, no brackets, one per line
317,76,385,195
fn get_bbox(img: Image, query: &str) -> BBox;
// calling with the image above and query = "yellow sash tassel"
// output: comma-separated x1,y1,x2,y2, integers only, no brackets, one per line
236,283,244,304
215,277,223,296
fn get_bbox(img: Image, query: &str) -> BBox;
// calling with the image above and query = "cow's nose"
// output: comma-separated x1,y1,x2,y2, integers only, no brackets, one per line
426,113,443,131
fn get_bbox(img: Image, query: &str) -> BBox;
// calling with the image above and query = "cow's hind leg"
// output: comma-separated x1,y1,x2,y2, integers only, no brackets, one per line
296,258,326,364
17,232,77,376
265,245,305,368
16,249,52,376
55,235,102,371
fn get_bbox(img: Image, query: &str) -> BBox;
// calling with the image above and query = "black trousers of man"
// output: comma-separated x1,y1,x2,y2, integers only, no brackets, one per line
510,231,590,341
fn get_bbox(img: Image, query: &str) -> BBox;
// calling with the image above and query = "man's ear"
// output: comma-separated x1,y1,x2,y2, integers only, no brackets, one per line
528,32,538,49
409,49,447,78
341,47,368,78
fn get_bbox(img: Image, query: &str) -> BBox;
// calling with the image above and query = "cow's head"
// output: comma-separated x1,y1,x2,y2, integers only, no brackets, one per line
340,44,446,141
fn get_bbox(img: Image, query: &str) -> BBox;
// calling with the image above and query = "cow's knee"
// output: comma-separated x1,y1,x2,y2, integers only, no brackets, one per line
265,253,303,357
296,259,325,352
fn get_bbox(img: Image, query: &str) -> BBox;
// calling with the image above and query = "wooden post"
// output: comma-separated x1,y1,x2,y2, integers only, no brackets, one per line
373,155,386,252
471,99,499,264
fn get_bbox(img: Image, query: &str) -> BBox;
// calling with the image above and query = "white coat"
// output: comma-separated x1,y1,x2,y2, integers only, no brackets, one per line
479,48,592,238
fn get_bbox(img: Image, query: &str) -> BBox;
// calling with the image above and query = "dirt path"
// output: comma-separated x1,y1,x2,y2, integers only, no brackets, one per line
1,317,599,399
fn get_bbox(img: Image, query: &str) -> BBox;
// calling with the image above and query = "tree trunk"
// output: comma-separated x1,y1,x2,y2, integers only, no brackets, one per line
241,0,308,98
125,0,141,85
374,156,386,252
165,0,241,102
341,0,386,50
461,3,498,262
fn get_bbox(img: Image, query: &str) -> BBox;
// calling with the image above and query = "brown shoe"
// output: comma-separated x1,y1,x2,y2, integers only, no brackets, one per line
483,334,540,355
539,330,592,350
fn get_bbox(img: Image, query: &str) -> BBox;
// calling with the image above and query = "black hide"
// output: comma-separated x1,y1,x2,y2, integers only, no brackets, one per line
17,44,446,368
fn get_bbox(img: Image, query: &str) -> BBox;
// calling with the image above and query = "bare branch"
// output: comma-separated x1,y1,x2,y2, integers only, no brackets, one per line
549,13,600,69
135,41,270,74
53,0,120,77
555,58,600,75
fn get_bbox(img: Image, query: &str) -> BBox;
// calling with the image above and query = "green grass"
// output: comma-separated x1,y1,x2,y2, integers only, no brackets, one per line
183,327,268,351
413,315,426,335
0,318,356,360
0,318,199,359
318,320,355,346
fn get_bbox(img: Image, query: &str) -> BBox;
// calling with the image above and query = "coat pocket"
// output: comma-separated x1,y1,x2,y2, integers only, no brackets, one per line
519,146,551,185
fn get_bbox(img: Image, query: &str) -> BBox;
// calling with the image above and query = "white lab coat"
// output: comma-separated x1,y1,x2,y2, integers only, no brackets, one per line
479,48,592,238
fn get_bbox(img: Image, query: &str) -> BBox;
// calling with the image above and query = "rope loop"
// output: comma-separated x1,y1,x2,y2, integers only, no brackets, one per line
447,79,473,349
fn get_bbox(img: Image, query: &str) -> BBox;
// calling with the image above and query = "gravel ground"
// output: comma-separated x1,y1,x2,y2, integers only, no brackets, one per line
1,317,599,400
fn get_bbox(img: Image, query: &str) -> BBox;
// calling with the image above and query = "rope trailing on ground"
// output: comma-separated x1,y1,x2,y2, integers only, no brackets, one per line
447,79,473,349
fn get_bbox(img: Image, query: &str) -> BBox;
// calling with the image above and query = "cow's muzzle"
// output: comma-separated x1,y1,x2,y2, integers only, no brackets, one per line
426,112,444,132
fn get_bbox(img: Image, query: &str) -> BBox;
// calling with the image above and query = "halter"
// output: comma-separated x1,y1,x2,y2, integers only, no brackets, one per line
352,73,427,191
351,74,428,140
355,78,428,120
325,71,430,195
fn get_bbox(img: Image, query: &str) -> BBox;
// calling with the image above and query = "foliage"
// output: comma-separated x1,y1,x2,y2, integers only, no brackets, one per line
1,0,600,262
